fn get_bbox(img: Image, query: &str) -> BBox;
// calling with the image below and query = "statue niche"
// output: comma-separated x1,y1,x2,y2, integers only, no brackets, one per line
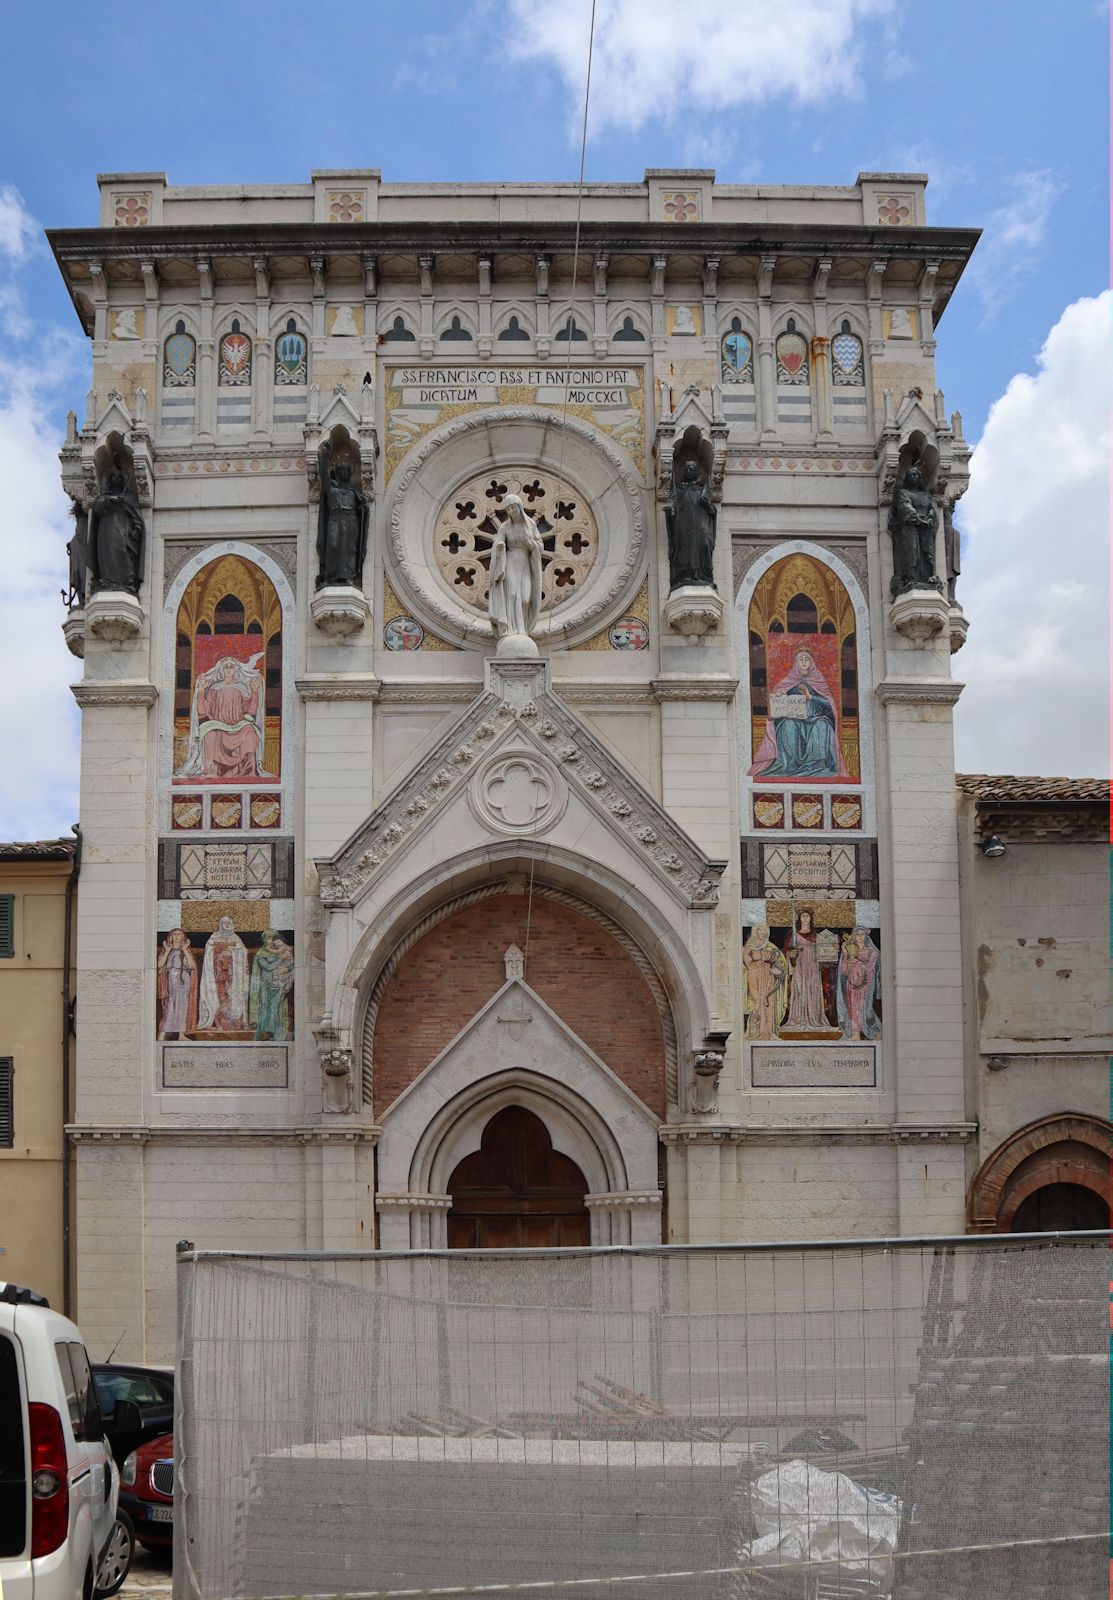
316,438,370,591
88,452,145,598
665,426,717,592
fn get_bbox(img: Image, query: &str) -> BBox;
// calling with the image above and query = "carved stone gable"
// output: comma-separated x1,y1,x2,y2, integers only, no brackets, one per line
317,675,724,911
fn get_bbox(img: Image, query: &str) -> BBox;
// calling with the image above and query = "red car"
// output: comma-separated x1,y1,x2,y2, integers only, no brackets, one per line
119,1432,174,1551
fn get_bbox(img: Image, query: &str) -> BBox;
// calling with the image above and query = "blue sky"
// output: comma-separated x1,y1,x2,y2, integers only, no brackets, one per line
0,0,1107,835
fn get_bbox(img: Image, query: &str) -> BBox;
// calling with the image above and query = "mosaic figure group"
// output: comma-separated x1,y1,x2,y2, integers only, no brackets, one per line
744,920,881,1042
157,922,293,1042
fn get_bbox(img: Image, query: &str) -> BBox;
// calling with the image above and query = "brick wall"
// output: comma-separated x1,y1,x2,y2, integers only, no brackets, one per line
373,894,667,1116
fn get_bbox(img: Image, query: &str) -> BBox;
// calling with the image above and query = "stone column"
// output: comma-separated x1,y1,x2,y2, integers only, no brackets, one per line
196,258,216,441
756,255,777,441
876,677,972,1232
252,256,272,439
70,677,157,1356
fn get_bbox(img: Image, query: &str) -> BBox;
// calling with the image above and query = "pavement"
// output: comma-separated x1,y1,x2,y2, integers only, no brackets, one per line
121,1544,173,1597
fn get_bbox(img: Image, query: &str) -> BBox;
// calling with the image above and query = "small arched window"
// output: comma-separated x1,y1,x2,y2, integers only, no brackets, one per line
381,314,416,343
721,316,753,383
497,314,529,342
274,317,307,385
613,315,645,342
219,319,252,385
776,322,808,385
163,319,196,388
831,319,865,386
440,315,473,342
554,315,588,342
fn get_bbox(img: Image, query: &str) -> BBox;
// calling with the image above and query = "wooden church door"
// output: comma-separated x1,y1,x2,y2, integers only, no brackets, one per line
446,1104,591,1248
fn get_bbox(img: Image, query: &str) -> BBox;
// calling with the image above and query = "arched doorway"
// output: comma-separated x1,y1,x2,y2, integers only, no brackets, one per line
447,1105,590,1248
1011,1183,1110,1233
967,1113,1113,1233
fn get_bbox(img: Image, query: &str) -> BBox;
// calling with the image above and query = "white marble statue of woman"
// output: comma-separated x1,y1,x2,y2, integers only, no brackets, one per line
487,493,544,657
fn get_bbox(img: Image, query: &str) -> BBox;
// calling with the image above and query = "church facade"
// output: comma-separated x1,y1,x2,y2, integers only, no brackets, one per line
52,169,999,1358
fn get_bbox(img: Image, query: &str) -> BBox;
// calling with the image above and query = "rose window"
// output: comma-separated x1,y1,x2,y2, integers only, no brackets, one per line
433,467,598,616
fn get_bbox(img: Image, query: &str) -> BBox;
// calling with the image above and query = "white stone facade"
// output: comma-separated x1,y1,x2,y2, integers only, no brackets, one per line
54,168,991,1359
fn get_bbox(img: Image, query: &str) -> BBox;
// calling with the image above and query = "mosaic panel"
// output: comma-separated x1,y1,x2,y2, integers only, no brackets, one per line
274,321,307,385
172,555,282,785
163,323,196,387
156,914,294,1043
159,839,293,901
384,618,425,651
608,617,649,650
746,554,860,785
219,324,252,385
753,794,786,830
743,919,882,1045
250,795,282,829
831,326,864,386
721,322,754,384
776,327,809,384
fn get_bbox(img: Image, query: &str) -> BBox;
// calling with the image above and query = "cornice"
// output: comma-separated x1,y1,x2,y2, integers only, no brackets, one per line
875,677,963,706
584,1190,663,1210
557,682,656,705
375,1192,453,1212
49,220,982,265
660,1121,976,1146
652,677,739,703
296,674,381,703
71,680,158,708
68,1123,383,1145
377,681,478,704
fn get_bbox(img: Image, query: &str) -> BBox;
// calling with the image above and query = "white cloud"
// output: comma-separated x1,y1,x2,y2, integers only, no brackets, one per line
966,168,1061,313
0,186,39,264
506,0,893,135
0,190,86,840
954,290,1111,778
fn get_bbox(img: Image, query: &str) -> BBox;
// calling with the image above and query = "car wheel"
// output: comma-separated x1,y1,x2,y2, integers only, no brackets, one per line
94,1512,135,1598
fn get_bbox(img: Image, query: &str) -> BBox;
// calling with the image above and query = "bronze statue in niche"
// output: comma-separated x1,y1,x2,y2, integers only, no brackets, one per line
316,439,370,590
888,465,941,596
665,427,717,591
88,462,145,596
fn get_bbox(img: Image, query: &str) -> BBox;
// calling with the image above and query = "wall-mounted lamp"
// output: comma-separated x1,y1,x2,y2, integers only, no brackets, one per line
979,835,1006,858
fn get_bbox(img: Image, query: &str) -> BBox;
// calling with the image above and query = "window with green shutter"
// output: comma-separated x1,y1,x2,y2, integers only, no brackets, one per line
0,1060,12,1147
0,896,12,959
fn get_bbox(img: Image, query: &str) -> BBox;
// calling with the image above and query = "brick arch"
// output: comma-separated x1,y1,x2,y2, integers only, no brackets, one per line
368,889,671,1119
967,1113,1113,1232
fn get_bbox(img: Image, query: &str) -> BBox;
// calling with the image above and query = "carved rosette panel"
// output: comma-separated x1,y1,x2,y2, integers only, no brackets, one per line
433,467,597,618
470,750,567,836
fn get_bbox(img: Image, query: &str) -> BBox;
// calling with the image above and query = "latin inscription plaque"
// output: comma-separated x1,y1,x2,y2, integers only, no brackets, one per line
162,1045,289,1089
750,1045,876,1089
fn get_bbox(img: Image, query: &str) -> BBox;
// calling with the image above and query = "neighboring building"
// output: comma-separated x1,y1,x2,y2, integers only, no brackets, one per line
957,776,1110,1232
0,838,78,1311
45,166,1098,1362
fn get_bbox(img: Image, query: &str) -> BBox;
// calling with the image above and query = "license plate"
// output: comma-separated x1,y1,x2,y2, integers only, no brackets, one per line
148,1506,174,1523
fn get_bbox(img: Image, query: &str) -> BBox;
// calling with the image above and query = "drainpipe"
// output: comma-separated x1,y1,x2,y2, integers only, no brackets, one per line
62,824,81,1317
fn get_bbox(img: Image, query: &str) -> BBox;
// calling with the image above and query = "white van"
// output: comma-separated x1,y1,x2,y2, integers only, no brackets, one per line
0,1285,120,1600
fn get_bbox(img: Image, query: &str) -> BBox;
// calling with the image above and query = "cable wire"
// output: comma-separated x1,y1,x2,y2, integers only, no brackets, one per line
522,0,597,978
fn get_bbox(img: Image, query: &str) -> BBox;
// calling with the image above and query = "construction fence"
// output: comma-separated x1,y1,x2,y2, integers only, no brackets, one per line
173,1234,1110,1600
